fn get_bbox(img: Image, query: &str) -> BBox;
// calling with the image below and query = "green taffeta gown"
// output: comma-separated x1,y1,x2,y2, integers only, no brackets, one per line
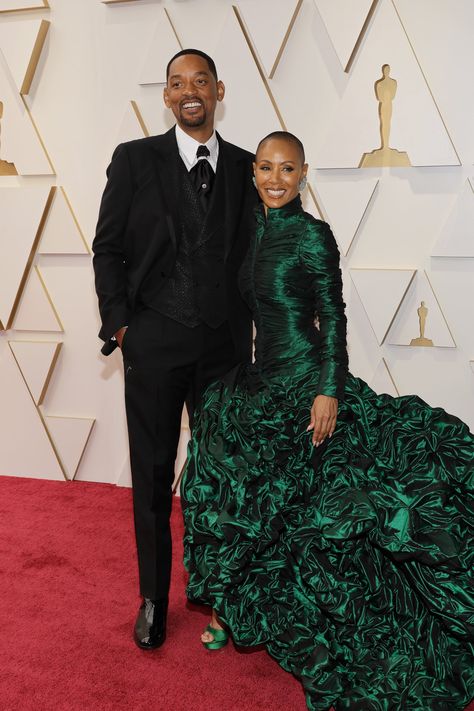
182,196,474,710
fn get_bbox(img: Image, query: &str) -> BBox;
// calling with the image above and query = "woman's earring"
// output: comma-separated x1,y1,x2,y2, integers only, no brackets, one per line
298,176,307,192
252,176,257,188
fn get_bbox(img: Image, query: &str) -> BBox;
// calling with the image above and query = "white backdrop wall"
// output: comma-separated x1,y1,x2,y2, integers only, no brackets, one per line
0,0,473,485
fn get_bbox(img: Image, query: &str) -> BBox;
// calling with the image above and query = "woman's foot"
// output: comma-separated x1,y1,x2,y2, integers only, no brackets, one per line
201,609,229,649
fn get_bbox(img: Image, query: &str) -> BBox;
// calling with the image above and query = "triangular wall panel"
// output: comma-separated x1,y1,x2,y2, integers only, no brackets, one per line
350,268,416,344
431,181,474,258
9,340,61,405
0,19,49,94
38,187,89,255
0,64,54,175
316,0,459,168
138,9,181,85
369,358,399,397
0,343,63,480
237,0,302,77
313,175,378,256
386,270,456,347
12,266,63,332
314,0,376,72
0,186,53,329
43,416,95,480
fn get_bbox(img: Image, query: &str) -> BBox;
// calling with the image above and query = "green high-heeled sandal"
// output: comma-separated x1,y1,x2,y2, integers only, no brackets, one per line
202,623,229,650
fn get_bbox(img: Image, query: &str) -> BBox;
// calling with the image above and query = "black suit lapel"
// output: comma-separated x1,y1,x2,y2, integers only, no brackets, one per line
150,128,180,253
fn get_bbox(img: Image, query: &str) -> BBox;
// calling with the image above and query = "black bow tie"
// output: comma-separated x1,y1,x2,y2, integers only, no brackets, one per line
190,145,214,211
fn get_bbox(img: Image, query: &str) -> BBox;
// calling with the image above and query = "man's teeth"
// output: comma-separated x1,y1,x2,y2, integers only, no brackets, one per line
267,189,285,197
183,102,201,109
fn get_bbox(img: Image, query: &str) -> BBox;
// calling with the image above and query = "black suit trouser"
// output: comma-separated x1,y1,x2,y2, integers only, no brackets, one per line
121,307,237,600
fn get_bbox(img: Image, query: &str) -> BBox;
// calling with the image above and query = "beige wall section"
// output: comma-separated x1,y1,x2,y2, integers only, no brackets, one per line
0,0,473,486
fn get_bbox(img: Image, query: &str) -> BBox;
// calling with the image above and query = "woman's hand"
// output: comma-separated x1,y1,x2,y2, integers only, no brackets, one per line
307,394,338,446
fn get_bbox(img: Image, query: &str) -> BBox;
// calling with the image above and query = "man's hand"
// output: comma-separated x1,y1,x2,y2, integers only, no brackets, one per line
307,394,338,446
114,326,128,348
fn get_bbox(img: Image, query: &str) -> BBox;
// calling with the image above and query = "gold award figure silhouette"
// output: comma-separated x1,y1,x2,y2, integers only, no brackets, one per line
360,64,411,168
410,301,434,347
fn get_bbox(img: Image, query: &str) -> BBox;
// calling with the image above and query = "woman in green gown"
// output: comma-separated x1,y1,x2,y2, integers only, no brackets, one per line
182,131,474,710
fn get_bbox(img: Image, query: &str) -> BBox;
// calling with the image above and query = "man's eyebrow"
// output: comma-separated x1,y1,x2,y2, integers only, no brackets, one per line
169,71,210,80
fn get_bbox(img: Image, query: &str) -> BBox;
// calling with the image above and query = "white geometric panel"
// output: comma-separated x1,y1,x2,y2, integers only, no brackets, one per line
211,8,284,151
314,0,376,72
0,19,49,94
114,100,148,147
350,268,416,344
138,9,181,86
431,181,474,258
9,340,61,405
316,0,459,168
0,62,54,175
0,0,48,11
369,358,399,397
165,2,230,58
0,186,53,329
38,187,89,255
237,0,302,78
0,341,63,480
43,415,95,480
386,270,455,348
12,266,63,332
313,175,378,256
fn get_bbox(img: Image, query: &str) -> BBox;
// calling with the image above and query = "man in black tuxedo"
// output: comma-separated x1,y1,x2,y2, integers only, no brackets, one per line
93,49,256,649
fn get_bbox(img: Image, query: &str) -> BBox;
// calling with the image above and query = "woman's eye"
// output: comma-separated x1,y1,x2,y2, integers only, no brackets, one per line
282,166,294,173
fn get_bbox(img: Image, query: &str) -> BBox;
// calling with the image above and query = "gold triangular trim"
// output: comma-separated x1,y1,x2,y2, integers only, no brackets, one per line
6,186,55,330
21,19,50,95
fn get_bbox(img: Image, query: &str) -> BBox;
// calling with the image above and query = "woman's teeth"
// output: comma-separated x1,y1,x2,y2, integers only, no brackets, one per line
267,189,286,198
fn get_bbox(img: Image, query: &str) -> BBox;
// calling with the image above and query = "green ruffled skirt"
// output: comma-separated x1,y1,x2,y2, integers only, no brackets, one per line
182,365,474,710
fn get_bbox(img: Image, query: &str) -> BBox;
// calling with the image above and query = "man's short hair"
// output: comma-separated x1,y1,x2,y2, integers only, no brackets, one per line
256,131,306,164
166,49,218,82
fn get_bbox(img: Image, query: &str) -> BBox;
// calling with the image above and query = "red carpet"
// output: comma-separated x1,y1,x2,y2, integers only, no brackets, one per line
0,476,472,711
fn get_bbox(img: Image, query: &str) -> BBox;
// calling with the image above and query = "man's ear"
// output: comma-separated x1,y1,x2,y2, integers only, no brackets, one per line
163,87,171,108
217,80,225,102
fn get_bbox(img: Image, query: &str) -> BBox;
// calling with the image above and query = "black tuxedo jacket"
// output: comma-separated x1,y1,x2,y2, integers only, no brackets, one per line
93,127,257,361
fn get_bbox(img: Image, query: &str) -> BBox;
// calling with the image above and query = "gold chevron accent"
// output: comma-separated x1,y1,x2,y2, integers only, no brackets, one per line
307,183,324,219
8,341,67,481
164,6,183,50
269,0,303,78
21,19,50,95
0,1,49,12
43,414,96,481
423,269,457,347
391,0,461,165
35,264,65,331
8,340,62,405
130,100,149,137
6,186,55,330
20,95,55,174
345,0,380,73
59,187,91,254
351,267,417,345
381,357,400,396
232,5,286,129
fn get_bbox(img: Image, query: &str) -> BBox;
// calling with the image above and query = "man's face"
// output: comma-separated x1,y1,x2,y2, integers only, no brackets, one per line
163,54,224,134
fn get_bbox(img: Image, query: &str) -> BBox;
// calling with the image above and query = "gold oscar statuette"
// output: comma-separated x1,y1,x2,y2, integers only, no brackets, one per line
360,64,411,168
410,301,434,347
0,100,18,176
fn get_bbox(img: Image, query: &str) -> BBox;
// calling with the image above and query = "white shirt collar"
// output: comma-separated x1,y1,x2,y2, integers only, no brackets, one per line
175,124,219,172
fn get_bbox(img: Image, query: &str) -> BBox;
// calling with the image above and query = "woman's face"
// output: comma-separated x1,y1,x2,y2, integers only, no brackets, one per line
253,138,308,211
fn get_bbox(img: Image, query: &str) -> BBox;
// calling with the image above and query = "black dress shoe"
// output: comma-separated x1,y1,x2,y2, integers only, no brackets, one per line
134,598,168,650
